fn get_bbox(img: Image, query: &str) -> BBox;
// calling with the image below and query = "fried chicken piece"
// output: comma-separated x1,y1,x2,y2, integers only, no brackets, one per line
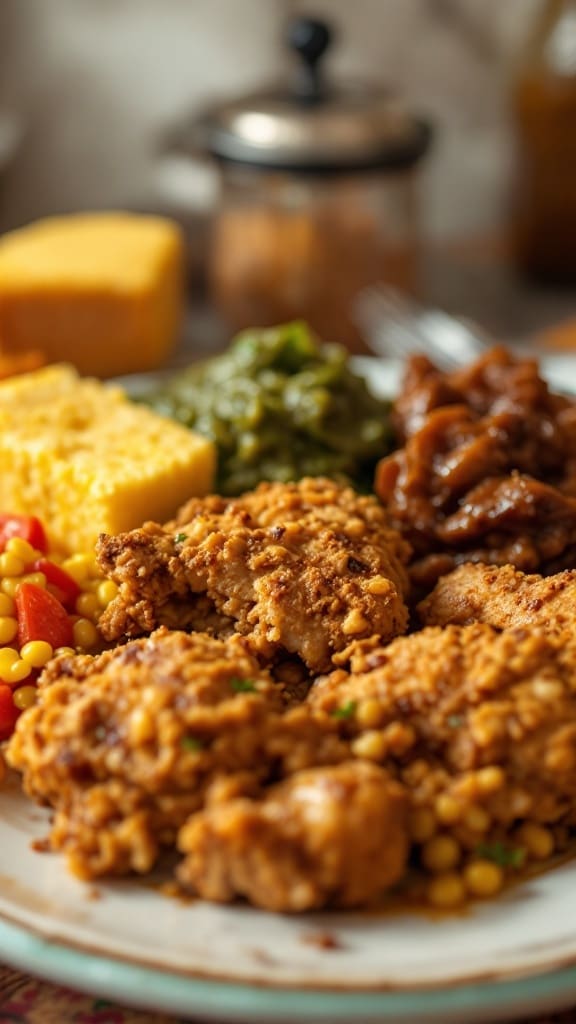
177,762,408,912
7,628,348,879
97,478,411,673
308,624,576,827
419,562,576,638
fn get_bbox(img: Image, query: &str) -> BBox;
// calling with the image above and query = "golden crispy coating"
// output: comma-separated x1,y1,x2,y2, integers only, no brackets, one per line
97,478,411,673
308,624,576,827
7,628,348,879
177,762,408,912
419,563,576,637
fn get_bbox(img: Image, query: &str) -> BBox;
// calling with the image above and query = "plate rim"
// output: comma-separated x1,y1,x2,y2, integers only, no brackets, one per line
2,911,576,1023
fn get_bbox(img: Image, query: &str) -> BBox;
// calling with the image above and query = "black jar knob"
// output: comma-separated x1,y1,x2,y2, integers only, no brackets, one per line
286,16,334,103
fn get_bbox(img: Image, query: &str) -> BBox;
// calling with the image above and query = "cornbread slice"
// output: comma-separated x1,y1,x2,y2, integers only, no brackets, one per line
0,364,215,552
0,212,184,377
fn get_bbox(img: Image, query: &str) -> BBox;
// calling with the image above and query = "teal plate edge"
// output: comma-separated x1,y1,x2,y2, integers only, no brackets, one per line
1,913,576,1023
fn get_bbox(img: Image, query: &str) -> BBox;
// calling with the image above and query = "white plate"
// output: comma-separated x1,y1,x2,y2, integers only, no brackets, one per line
3,353,576,1024
116,353,576,401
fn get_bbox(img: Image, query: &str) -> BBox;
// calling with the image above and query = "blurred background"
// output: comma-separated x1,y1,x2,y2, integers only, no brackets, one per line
0,0,575,353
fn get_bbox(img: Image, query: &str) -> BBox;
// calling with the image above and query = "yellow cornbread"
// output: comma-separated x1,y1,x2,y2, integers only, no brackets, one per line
0,364,215,552
0,213,184,377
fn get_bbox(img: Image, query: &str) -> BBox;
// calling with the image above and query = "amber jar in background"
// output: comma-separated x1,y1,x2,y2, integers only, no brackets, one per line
210,164,418,351
174,17,431,352
512,0,576,282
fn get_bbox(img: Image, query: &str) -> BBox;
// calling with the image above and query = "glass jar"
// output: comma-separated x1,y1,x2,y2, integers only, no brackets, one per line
182,17,431,352
512,0,576,282
210,163,419,352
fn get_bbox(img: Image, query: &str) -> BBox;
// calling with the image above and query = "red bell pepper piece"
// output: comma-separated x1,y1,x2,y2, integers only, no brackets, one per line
15,582,74,650
33,559,80,610
0,684,19,740
0,514,47,554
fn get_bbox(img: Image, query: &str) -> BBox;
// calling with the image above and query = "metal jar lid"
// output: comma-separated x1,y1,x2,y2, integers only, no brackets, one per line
193,17,432,173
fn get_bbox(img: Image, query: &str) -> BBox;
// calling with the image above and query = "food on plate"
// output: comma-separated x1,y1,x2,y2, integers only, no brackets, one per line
419,562,576,635
375,346,576,594
96,477,411,673
0,514,116,741
0,212,184,377
143,320,393,495
7,627,349,880
177,761,408,912
309,621,576,904
0,364,215,552
5,338,576,916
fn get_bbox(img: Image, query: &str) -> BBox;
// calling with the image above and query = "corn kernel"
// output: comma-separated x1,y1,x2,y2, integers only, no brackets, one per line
464,859,504,898
86,555,101,578
0,594,15,616
61,556,89,583
20,640,53,668
476,766,505,794
129,706,155,744
73,618,99,649
1,578,20,598
75,593,101,619
462,806,491,833
21,572,47,588
81,579,101,594
351,730,388,761
13,684,37,710
54,646,76,657
427,872,466,908
7,658,31,684
0,647,20,678
97,579,118,607
0,617,18,644
5,538,36,564
516,823,554,861
342,609,370,636
0,552,25,577
356,698,383,728
409,807,437,843
435,793,462,825
422,834,461,873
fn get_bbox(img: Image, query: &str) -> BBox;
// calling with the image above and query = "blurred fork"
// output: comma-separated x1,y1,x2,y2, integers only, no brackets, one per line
354,285,494,370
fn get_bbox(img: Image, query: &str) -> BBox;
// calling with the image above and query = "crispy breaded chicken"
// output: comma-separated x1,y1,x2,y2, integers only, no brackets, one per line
97,478,411,673
418,563,576,636
308,624,576,827
7,628,348,879
177,762,408,912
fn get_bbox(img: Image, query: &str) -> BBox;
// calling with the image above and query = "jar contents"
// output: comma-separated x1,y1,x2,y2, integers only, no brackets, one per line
210,169,418,353
512,0,576,282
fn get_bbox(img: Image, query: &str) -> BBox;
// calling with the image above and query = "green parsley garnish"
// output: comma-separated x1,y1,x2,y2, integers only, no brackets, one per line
175,532,187,543
475,841,525,869
230,677,257,693
181,736,204,753
447,714,463,728
331,700,357,720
